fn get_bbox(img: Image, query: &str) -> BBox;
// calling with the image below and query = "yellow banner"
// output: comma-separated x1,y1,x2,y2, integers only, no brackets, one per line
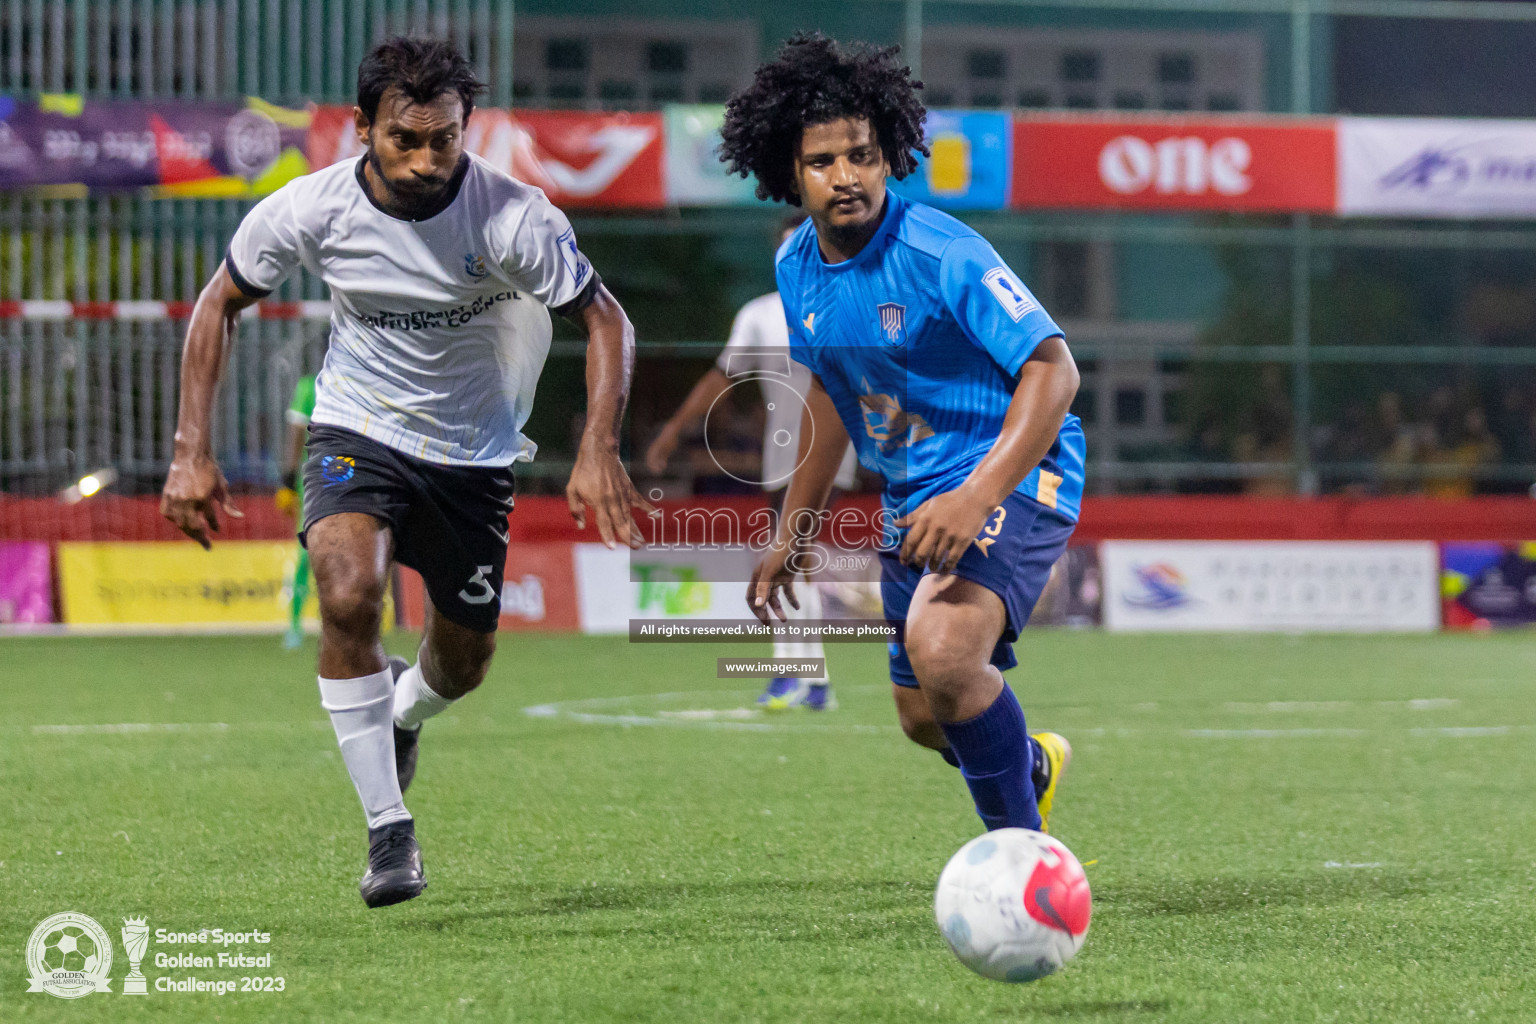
57,542,391,629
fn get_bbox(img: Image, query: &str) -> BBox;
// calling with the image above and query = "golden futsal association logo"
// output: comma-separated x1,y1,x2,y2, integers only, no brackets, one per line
25,912,114,999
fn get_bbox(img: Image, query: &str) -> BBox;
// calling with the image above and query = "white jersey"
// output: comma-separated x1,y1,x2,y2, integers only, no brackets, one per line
715,292,858,492
227,153,595,466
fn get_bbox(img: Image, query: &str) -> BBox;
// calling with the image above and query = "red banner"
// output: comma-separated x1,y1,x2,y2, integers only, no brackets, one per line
1012,114,1337,213
307,107,665,209
396,542,581,632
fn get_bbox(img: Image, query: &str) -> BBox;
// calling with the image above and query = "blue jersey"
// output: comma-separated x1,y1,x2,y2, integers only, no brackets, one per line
775,190,1085,523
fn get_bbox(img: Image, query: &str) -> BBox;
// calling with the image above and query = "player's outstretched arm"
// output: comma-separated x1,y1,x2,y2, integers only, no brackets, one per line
898,335,1079,573
644,366,731,475
565,284,657,549
749,374,849,623
160,263,259,549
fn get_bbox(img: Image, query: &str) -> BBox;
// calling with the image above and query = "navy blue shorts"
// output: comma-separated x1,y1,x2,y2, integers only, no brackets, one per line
881,491,1076,688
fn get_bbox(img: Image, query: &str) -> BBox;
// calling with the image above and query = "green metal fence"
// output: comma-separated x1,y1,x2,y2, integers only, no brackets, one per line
3,0,1536,497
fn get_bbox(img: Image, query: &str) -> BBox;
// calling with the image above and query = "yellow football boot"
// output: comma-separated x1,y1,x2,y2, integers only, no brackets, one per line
1030,732,1073,834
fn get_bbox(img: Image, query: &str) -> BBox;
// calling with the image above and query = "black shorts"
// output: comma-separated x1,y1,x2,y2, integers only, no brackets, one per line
299,424,516,633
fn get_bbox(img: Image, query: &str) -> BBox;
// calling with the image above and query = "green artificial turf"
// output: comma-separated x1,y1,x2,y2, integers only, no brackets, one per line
2,631,1534,1022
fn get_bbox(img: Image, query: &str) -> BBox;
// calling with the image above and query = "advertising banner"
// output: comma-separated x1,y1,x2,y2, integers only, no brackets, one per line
890,110,1011,210
575,544,759,634
308,106,665,208
664,105,759,206
55,541,376,629
1101,541,1439,632
397,543,580,632
1011,114,1337,213
0,541,53,624
1441,542,1536,628
0,94,312,195
1338,117,1536,218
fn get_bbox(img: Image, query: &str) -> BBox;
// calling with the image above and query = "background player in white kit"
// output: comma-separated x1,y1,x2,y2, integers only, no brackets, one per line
645,215,858,711
160,38,651,908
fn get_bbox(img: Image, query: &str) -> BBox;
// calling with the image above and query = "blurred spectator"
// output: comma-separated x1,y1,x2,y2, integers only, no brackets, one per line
1231,366,1294,496
1425,406,1500,499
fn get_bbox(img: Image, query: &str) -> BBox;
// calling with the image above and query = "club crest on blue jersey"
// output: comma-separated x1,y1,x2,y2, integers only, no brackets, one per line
464,253,489,280
878,303,907,346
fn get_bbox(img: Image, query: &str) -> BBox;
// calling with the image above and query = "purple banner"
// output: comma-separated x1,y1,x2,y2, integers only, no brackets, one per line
0,541,53,624
0,94,312,195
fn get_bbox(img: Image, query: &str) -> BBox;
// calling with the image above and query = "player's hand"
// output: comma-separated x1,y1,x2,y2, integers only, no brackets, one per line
160,448,243,550
644,425,680,475
566,441,657,550
274,486,299,519
747,537,804,624
894,485,993,574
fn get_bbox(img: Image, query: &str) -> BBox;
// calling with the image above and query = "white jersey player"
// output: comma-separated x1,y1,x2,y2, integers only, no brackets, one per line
161,37,651,908
646,215,858,711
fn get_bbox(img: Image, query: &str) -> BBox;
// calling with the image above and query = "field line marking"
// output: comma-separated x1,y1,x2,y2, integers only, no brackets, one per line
1186,728,1368,739
31,722,231,735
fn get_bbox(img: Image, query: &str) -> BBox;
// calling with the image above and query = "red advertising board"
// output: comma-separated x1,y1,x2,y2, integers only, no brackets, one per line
306,107,665,208
502,110,665,208
396,542,580,632
1012,114,1337,213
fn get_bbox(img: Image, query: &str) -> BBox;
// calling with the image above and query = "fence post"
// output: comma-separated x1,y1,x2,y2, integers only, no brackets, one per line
1290,0,1316,494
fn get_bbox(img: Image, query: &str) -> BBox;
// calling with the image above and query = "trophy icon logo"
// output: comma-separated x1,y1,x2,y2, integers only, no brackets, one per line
120,917,148,996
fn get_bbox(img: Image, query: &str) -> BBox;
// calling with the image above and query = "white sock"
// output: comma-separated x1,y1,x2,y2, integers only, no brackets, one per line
392,662,454,731
318,668,410,831
773,579,828,682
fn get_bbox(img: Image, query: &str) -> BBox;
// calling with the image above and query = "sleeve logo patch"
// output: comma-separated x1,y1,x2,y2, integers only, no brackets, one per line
557,227,590,289
982,267,1037,322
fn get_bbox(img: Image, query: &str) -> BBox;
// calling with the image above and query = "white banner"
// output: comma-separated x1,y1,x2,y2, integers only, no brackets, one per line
1339,117,1536,218
1101,541,1440,633
573,543,759,634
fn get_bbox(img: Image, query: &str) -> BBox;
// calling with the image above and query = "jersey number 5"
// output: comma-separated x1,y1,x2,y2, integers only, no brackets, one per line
459,565,498,605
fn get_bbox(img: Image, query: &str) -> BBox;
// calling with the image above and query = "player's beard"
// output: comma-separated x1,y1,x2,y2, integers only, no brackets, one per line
823,194,888,256
367,149,453,220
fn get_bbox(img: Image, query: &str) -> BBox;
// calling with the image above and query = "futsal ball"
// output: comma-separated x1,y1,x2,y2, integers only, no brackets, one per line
934,828,1092,982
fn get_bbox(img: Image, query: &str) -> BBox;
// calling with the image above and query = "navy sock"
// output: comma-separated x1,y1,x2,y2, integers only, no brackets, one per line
938,747,960,769
938,684,1041,831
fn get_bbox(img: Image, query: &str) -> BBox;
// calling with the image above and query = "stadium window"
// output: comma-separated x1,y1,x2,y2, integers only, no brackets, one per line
545,38,588,72
649,81,686,103
1115,388,1147,426
923,27,1261,117
971,92,1003,108
513,80,535,101
968,49,1006,79
1040,241,1090,318
1073,389,1097,426
926,88,956,106
514,18,755,110
647,41,689,74
1061,50,1100,83
599,80,637,103
1158,53,1195,85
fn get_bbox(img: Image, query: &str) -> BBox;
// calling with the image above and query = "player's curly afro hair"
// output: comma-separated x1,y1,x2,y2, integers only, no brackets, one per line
719,32,928,206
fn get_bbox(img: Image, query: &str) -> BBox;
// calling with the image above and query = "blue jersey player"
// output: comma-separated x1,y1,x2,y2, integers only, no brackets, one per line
724,34,1084,834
